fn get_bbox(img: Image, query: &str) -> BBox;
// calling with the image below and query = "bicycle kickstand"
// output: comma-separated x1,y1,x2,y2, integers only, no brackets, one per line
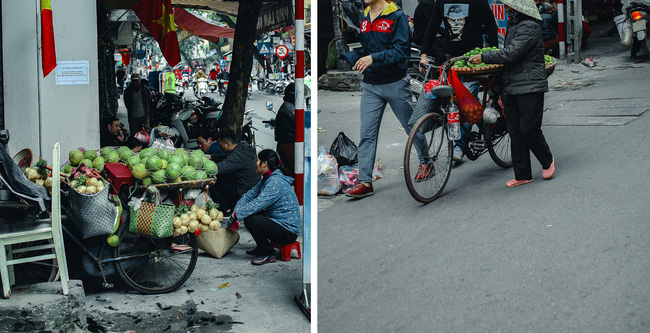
97,261,114,289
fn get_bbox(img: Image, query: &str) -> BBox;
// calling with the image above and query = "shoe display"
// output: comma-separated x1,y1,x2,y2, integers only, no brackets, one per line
251,255,278,265
453,146,464,162
345,183,374,198
543,156,555,180
506,178,534,187
414,163,435,182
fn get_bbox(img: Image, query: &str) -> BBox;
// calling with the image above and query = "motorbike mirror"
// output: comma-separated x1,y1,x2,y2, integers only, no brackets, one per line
266,100,273,111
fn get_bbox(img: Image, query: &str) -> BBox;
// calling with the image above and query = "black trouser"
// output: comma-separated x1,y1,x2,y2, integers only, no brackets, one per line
209,177,240,212
244,213,297,256
503,92,553,181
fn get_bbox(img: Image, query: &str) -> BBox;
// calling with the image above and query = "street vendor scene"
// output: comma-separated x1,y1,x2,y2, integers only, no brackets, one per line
318,0,649,331
0,0,310,332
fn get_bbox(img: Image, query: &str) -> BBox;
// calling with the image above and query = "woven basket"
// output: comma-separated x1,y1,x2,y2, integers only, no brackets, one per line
453,64,505,76
68,182,119,238
545,58,557,77
197,228,240,259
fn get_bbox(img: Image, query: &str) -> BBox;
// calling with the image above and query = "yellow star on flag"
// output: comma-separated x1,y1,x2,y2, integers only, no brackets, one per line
154,4,176,35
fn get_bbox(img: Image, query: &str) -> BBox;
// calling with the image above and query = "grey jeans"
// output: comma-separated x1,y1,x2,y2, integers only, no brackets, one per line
358,77,428,183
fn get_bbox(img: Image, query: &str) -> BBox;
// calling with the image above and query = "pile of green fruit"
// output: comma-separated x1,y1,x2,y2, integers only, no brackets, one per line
544,54,556,65
66,146,218,186
453,47,500,68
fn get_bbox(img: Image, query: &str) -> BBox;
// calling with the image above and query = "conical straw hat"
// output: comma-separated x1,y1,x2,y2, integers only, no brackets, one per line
500,0,542,20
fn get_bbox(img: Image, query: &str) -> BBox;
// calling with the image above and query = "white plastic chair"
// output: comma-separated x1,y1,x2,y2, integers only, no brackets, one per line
0,142,69,298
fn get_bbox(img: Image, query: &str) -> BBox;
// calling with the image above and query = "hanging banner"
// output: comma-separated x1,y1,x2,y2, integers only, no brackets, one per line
256,0,294,35
489,0,508,44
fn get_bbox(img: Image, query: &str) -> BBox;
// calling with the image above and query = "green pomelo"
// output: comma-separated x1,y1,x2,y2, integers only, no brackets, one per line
190,149,204,157
100,147,115,159
165,163,182,179
119,149,135,161
168,154,184,166
203,160,218,175
131,164,148,179
106,151,120,164
63,164,73,174
194,170,208,180
139,148,156,159
141,176,152,186
152,170,167,184
145,155,163,171
161,160,168,170
175,148,188,156
180,166,196,180
93,157,105,168
96,164,105,171
83,150,97,162
80,159,93,168
188,156,204,169
69,150,83,166
107,234,119,247
117,146,130,155
157,150,171,161
126,156,141,169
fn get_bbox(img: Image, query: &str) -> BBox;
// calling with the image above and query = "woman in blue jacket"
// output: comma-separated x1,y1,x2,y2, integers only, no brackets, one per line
227,149,301,265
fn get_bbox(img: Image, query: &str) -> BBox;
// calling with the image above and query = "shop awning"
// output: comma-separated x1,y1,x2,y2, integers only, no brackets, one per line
173,7,235,42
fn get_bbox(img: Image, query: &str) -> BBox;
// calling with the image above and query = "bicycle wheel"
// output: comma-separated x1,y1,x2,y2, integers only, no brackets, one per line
10,240,59,285
114,223,198,294
404,112,453,203
485,118,512,168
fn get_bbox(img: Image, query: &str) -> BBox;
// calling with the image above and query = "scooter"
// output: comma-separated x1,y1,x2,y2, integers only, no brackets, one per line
182,73,190,88
218,78,228,95
625,1,650,58
195,78,210,99
208,79,218,93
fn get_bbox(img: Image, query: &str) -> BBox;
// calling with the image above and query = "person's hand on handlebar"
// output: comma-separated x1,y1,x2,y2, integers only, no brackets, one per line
419,54,429,74
469,54,482,65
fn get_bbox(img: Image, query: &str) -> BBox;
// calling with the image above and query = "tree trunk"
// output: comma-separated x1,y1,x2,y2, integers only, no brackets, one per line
221,0,262,141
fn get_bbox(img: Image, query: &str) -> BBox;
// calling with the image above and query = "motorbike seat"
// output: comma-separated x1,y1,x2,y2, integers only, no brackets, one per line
429,85,455,98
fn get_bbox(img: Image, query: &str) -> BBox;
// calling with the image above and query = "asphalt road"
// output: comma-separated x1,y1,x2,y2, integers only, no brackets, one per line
317,23,650,332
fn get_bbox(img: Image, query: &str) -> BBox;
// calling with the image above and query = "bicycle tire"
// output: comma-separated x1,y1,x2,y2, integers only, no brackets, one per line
485,120,513,168
404,112,453,203
113,223,198,294
10,240,59,286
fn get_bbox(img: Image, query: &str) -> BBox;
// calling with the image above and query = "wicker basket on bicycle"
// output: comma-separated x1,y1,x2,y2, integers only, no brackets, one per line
452,64,505,76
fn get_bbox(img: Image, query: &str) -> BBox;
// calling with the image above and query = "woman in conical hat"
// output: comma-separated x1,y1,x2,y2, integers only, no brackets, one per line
468,0,555,188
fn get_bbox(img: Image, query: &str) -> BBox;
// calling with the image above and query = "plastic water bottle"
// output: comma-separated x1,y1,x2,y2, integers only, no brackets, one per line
447,102,461,140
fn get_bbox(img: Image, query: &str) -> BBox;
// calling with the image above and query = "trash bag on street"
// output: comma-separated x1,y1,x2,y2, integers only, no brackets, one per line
330,132,358,167
318,147,340,195
338,165,358,192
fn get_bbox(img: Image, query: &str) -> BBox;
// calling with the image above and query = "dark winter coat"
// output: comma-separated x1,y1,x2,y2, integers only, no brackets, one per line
481,14,548,95
123,83,151,118
341,1,410,85
274,102,295,144
212,141,260,196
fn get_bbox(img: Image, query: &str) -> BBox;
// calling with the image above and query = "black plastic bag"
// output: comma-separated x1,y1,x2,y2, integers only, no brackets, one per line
330,132,358,167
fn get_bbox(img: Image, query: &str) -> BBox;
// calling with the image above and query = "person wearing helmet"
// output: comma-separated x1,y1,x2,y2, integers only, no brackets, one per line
274,83,296,176
469,0,555,188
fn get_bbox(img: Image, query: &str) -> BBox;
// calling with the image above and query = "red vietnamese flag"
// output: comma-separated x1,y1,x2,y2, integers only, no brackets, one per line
40,0,57,76
131,0,181,67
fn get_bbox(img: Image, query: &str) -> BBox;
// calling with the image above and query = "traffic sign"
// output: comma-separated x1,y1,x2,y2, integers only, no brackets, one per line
258,42,271,55
275,45,289,59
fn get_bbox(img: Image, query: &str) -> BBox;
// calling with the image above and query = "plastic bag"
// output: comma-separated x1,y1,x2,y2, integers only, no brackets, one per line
338,165,358,192
134,127,150,145
330,132,358,167
317,147,340,195
372,159,383,181
450,70,483,125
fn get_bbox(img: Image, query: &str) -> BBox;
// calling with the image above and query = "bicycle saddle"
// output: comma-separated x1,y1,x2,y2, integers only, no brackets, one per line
429,85,454,98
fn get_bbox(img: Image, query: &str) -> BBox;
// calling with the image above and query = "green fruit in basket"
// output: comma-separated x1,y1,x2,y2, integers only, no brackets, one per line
190,149,204,158
100,147,115,159
172,177,182,183
194,170,208,180
166,163,182,179
188,155,204,169
145,155,163,171
126,156,140,169
131,164,148,179
107,234,119,247
204,160,218,175
168,154,184,166
175,148,188,156
93,156,105,169
180,165,196,180
152,170,167,184
139,148,156,159
106,151,120,163
119,149,135,161
161,160,168,170
80,158,93,168
69,150,84,166
157,149,171,161
83,150,97,162
141,176,152,186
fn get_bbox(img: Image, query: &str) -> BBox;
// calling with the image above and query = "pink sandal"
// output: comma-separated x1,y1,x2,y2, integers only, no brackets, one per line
506,178,534,188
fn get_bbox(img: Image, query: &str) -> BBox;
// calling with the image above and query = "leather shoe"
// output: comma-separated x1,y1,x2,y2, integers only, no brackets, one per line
251,255,277,265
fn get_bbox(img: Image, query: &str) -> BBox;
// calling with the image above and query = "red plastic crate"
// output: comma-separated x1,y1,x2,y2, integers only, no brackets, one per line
103,163,134,195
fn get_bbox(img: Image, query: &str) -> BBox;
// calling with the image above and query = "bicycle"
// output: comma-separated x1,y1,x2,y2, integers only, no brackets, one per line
403,57,512,203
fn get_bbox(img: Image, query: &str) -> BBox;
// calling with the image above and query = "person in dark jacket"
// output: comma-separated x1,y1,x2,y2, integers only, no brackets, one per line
100,117,126,147
340,0,430,198
412,0,448,65
208,128,260,213
226,149,301,266
274,83,296,177
469,0,555,187
123,73,151,135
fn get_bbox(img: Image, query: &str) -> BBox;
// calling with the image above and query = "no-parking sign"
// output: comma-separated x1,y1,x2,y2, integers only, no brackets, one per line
275,45,289,59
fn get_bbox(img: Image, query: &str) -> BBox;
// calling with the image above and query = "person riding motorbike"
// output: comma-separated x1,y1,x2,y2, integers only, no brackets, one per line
217,69,229,92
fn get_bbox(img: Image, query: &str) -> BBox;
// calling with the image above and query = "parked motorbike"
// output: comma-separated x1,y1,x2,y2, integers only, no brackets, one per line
195,78,209,99
625,1,650,58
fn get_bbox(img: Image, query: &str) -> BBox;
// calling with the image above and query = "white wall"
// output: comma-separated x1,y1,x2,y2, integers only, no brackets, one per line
3,0,99,165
